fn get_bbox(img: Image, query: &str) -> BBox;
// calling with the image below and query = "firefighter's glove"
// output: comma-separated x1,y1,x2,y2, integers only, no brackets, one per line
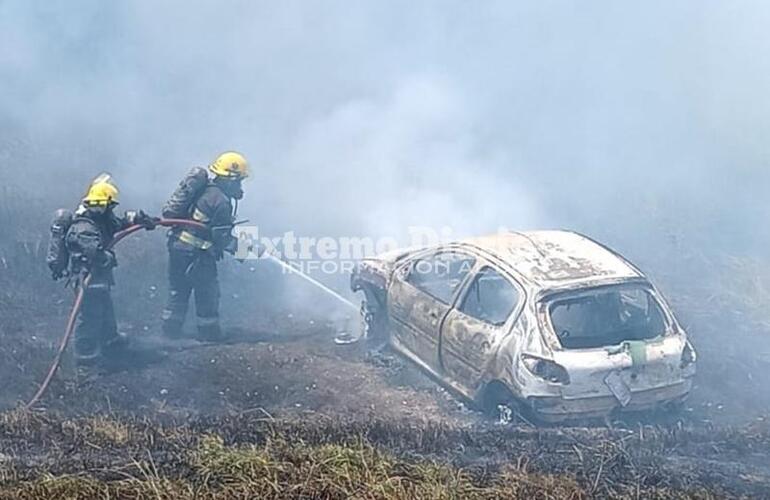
51,268,69,281
99,250,118,269
133,210,160,230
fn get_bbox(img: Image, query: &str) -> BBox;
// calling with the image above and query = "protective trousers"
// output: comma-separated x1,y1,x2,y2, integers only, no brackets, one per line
161,248,221,340
74,287,119,365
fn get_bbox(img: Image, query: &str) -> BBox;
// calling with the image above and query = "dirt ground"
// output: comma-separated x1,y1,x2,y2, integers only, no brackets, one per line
1,247,770,497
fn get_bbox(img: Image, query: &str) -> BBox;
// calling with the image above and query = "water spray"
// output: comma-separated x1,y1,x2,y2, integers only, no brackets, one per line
262,253,358,311
260,252,363,345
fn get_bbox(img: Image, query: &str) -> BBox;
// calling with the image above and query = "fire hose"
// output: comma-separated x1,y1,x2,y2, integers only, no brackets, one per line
25,218,207,410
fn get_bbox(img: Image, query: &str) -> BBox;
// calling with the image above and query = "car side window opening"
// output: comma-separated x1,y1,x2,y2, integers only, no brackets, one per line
459,267,520,326
549,287,667,349
404,252,475,304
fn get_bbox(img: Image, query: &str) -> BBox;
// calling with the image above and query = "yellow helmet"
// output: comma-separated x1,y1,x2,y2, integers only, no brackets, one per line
83,173,119,207
209,151,249,179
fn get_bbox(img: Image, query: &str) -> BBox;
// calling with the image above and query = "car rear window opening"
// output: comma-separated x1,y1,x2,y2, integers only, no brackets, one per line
548,287,667,349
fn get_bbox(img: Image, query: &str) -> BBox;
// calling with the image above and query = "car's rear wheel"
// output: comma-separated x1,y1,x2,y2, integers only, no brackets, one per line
480,381,529,424
652,396,687,423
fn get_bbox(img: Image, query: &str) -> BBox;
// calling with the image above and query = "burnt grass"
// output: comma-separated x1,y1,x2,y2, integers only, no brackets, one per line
2,410,769,499
2,235,770,497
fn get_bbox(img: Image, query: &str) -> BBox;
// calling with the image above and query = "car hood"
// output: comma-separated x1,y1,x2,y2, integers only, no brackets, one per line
358,246,423,277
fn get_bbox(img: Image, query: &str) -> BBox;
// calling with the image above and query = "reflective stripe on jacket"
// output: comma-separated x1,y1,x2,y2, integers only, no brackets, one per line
178,230,213,250
170,184,234,254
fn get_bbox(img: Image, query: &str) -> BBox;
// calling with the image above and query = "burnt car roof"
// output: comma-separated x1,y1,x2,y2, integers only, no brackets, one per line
459,230,642,288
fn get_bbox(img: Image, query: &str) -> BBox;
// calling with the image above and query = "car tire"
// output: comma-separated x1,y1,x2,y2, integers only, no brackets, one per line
658,397,688,420
480,381,525,422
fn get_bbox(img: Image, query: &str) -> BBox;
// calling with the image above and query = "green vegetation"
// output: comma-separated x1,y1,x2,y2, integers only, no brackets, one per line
1,411,747,499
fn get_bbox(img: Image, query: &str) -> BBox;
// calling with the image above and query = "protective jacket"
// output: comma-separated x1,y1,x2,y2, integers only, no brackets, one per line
66,206,132,288
169,184,236,258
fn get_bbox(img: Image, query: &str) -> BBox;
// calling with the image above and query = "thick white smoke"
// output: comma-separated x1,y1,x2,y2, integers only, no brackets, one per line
1,1,769,266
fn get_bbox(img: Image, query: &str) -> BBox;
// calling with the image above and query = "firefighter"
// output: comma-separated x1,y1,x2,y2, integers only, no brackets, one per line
161,152,249,341
65,174,158,367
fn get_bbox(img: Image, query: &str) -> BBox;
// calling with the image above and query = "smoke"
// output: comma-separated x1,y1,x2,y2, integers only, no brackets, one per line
1,1,768,248
279,74,541,239
2,1,770,302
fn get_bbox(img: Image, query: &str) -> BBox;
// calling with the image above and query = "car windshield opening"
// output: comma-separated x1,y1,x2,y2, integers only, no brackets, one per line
548,286,667,349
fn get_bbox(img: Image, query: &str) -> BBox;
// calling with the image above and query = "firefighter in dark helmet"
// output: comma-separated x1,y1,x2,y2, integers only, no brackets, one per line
63,174,158,366
161,152,249,341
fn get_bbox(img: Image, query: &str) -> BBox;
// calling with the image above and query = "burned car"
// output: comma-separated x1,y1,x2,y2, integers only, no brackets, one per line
351,230,696,422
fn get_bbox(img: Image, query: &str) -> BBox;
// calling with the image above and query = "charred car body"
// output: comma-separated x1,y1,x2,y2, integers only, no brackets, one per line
351,231,696,422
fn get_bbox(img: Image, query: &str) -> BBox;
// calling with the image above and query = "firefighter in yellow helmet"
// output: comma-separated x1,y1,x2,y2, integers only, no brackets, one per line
61,173,158,368
162,152,249,341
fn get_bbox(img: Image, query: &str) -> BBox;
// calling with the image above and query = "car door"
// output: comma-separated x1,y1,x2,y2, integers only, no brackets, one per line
440,265,523,392
388,251,475,372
